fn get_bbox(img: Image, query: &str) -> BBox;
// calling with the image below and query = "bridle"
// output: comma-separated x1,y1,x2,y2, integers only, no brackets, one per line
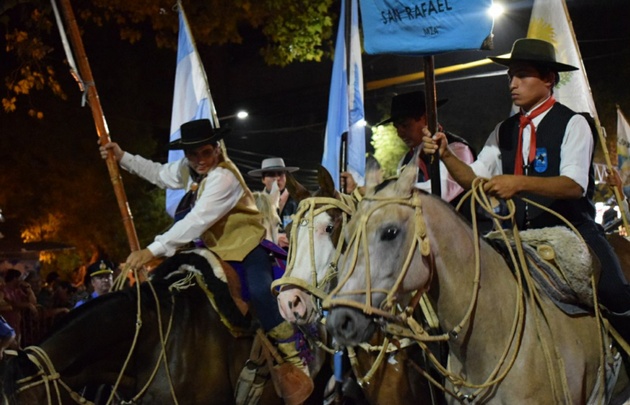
272,196,354,304
322,180,607,402
323,190,434,323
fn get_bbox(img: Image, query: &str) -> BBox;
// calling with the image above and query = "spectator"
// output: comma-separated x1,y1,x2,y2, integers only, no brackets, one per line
74,260,115,308
1,269,37,345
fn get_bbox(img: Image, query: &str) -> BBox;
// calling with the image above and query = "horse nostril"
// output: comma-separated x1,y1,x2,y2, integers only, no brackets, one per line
340,314,354,333
288,295,302,310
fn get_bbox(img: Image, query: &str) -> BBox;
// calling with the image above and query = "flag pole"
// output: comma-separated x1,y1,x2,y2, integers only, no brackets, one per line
339,0,352,193
560,0,628,233
58,0,141,253
424,56,441,197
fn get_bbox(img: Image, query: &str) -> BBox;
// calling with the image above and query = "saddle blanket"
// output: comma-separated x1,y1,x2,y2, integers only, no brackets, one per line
486,226,595,315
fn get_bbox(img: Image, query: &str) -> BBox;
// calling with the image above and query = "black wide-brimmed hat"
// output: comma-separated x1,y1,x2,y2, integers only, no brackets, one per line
248,157,299,177
376,90,448,127
488,38,578,72
86,260,115,278
168,119,229,150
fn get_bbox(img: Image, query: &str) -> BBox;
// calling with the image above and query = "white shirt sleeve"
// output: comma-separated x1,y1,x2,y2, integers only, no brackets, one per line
470,122,504,178
119,152,187,190
559,114,593,195
147,167,243,257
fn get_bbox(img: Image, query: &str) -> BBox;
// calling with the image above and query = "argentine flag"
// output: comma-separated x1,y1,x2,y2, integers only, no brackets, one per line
322,0,365,190
166,3,217,216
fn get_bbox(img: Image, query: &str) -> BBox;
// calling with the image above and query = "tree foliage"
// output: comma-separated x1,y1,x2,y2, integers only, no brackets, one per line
1,0,336,114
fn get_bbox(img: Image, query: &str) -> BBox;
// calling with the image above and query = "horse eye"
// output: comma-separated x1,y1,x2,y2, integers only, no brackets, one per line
325,224,334,234
381,227,399,241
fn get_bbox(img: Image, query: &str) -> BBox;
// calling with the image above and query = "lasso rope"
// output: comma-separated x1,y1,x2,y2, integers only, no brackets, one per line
325,178,607,403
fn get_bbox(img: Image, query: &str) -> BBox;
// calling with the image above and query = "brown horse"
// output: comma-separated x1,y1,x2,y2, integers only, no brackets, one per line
274,166,439,405
0,253,285,405
325,163,630,404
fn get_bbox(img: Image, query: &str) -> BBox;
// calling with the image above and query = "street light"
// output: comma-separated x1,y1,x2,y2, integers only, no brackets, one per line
219,110,249,121
488,3,505,18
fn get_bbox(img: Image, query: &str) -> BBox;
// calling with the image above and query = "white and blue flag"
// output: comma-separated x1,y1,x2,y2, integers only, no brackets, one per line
322,0,365,189
166,3,217,216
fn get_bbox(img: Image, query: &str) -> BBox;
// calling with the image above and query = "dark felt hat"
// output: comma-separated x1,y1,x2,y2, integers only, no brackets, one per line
488,38,578,72
168,119,229,150
376,90,448,127
247,157,299,177
86,260,115,278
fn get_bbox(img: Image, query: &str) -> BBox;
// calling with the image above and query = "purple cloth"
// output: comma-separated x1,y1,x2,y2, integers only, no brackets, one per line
0,316,15,339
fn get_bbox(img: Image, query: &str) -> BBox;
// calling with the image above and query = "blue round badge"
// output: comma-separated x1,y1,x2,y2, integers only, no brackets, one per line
533,147,548,173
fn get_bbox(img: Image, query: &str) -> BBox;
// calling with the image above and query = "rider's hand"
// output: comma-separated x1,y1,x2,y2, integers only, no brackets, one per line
340,172,357,193
125,248,155,271
99,142,124,161
483,175,522,199
422,128,449,159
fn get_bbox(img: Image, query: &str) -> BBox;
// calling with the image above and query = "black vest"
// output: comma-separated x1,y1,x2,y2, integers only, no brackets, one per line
498,103,596,229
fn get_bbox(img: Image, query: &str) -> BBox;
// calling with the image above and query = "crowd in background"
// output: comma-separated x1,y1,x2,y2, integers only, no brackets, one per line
0,259,118,348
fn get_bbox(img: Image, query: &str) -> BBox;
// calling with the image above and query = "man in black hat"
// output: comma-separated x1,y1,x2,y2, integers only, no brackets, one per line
74,259,115,308
343,90,475,205
100,119,312,400
423,38,630,338
248,157,300,248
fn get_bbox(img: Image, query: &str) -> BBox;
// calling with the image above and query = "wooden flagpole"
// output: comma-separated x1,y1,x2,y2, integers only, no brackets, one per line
58,0,141,253
424,56,441,197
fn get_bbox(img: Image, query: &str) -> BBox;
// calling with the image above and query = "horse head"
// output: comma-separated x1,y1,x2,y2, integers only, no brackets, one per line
325,163,436,346
274,166,353,325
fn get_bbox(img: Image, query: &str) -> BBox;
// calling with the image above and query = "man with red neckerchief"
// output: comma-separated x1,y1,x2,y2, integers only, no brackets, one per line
423,38,630,341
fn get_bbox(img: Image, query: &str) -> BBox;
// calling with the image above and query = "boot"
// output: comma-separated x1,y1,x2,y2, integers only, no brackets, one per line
267,322,314,404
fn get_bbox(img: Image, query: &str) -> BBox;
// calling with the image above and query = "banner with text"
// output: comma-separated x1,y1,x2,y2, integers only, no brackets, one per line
358,0,494,55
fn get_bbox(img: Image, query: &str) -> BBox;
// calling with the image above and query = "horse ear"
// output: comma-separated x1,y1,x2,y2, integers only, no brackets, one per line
270,180,281,207
395,160,418,195
365,156,383,189
285,172,311,202
317,165,336,198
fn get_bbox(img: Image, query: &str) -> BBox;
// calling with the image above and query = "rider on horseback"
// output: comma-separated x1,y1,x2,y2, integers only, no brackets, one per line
100,119,312,402
422,38,630,343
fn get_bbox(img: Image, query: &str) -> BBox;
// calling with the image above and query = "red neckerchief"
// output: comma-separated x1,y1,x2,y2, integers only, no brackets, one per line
514,97,556,175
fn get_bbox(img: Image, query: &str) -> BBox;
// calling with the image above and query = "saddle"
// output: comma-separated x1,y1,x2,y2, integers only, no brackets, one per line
486,226,598,315
163,242,287,338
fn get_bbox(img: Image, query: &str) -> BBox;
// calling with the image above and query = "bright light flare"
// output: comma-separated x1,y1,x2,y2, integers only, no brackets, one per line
236,111,249,119
488,3,505,18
